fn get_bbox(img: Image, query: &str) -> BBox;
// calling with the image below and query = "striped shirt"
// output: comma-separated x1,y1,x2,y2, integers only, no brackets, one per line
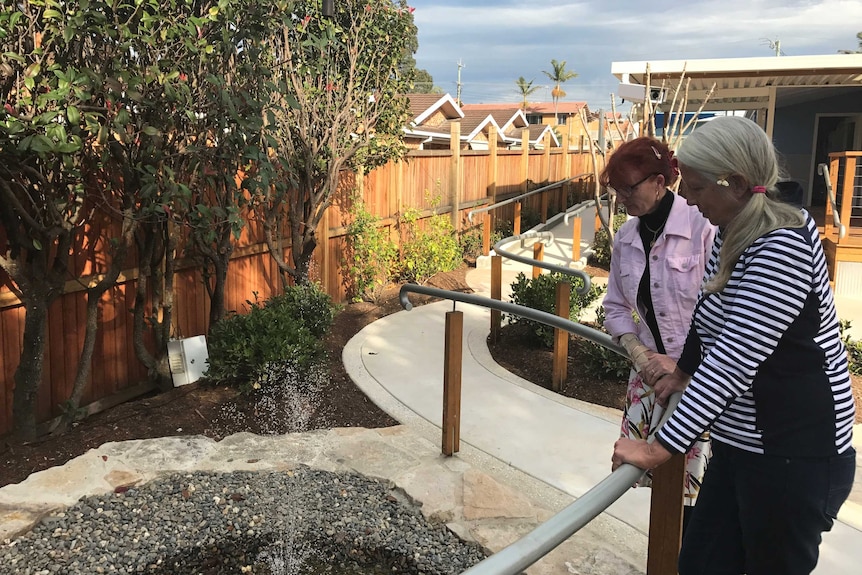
657,212,856,457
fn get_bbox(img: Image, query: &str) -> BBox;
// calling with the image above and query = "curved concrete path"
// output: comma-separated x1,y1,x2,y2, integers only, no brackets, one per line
343,213,862,575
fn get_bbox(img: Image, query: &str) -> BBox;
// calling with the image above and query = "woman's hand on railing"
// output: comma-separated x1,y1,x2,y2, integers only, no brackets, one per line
654,367,690,407
640,351,678,387
612,438,673,472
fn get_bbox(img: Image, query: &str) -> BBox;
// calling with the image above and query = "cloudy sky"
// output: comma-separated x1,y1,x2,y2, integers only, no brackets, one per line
408,0,862,111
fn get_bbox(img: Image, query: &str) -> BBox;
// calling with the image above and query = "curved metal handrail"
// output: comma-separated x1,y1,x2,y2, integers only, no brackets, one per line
491,235,593,295
397,283,681,575
818,163,847,240
399,284,622,353
467,172,594,223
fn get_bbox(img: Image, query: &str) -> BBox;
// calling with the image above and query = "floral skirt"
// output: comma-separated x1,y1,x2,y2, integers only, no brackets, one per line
621,369,710,506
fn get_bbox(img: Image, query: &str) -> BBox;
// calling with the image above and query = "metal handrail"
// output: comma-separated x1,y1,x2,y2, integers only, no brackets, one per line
399,284,620,352
818,163,847,240
397,283,681,575
467,172,594,223
491,234,593,295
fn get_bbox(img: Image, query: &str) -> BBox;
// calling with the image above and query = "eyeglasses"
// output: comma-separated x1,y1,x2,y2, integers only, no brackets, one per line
608,173,657,197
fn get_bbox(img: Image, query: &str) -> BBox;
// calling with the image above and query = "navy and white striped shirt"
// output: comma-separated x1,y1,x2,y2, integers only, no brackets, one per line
657,212,856,457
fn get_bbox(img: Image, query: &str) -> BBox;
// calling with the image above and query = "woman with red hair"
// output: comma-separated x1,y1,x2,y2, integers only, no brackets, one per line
600,136,716,533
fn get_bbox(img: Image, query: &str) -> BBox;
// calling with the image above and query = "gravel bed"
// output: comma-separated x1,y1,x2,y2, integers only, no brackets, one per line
0,467,488,574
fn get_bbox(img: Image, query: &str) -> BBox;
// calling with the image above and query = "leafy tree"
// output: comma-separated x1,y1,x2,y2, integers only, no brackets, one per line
254,0,415,285
542,59,578,124
0,1,123,439
838,31,862,53
515,76,541,110
0,0,270,437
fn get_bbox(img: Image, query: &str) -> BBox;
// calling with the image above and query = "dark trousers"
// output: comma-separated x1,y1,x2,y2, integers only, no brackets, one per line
678,441,856,575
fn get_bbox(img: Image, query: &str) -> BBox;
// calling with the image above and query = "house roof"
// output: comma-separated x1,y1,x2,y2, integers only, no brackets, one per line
463,102,588,116
611,54,862,112
407,93,463,124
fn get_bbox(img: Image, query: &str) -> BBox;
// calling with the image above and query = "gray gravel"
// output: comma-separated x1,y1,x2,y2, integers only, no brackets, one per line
0,467,488,574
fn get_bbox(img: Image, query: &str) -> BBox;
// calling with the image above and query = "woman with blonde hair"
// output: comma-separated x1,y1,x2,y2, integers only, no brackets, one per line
613,116,856,575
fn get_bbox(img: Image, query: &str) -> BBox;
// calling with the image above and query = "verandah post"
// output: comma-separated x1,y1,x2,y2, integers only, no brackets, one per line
646,452,687,575
490,255,502,344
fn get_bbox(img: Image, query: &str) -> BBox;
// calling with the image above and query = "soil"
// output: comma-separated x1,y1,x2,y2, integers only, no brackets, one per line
1,264,860,489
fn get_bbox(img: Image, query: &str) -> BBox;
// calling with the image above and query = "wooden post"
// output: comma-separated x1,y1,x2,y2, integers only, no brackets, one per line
532,242,543,279
552,282,570,392
514,201,522,236
482,214,491,256
488,124,498,236
490,255,502,344
572,216,582,261
450,121,462,234
647,453,687,575
442,310,463,456
825,155,839,239
521,128,530,194
542,132,551,185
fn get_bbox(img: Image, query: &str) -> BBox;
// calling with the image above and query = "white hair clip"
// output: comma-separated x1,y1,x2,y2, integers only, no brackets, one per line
716,178,730,187
650,145,662,160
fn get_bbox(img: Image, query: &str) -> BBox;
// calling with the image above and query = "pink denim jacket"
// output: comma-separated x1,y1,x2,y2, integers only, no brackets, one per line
602,192,716,360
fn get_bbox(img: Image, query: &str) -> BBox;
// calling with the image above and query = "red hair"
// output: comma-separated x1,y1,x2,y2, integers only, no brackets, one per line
599,137,678,189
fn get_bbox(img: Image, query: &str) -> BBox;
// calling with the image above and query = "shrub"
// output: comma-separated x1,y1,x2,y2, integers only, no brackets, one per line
459,224,503,261
205,284,336,392
506,271,605,348
396,202,461,283
840,320,862,376
589,212,629,268
575,305,633,380
344,196,397,302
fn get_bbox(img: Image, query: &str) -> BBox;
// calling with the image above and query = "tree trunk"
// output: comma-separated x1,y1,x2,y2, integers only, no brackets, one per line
12,297,50,441
206,251,231,332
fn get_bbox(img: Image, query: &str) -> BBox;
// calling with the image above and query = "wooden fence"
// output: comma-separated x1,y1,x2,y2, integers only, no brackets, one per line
0,130,595,435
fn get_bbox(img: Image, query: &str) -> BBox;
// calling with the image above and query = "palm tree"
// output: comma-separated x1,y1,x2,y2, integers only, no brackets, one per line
838,31,862,53
515,76,541,111
541,59,578,125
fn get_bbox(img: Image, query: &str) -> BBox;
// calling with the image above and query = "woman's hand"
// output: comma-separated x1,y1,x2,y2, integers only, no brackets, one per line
612,438,673,472
640,352,678,386
654,367,691,407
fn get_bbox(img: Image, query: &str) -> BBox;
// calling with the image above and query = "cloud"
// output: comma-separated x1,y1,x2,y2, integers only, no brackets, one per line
409,0,862,108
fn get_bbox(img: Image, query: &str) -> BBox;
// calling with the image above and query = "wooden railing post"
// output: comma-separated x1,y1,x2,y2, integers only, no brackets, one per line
490,255,502,344
442,310,463,456
514,201,522,236
572,216,582,261
532,242,544,279
540,190,549,224
482,213,491,256
450,121,462,235
552,282,570,392
488,124,498,246
646,453,686,575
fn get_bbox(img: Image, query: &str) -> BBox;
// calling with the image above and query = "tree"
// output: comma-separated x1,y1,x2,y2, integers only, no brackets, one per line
515,76,541,111
398,7,436,93
838,31,862,53
541,59,578,125
255,0,415,286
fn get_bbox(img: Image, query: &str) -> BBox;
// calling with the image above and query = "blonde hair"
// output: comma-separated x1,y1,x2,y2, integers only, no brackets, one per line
677,116,804,292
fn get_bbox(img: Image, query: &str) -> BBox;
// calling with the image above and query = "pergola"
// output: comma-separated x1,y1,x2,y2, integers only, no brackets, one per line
610,54,862,137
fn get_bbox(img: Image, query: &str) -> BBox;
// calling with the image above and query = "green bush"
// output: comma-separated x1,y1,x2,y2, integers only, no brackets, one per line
506,271,605,348
575,305,633,380
205,284,336,392
840,320,862,376
396,203,461,283
589,212,629,268
459,224,503,261
344,196,397,302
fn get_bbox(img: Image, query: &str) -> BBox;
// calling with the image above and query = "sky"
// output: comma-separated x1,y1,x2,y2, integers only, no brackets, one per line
408,0,862,112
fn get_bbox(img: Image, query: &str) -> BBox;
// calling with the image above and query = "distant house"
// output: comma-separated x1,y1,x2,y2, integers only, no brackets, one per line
461,101,588,128
404,94,559,150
